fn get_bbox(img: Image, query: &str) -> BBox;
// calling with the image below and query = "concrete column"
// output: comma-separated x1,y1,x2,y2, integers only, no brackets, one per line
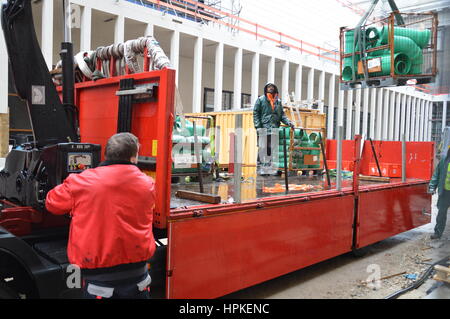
307,68,314,102
354,89,361,135
410,97,415,141
443,100,448,131
145,24,154,37
362,88,369,138
369,88,376,139
414,98,420,141
267,57,275,84
251,52,259,105
318,70,325,112
170,30,180,85
388,91,395,140
282,60,290,104
376,89,383,140
388,91,395,141
42,0,54,69
233,47,243,110
214,42,224,112
382,90,389,140
429,101,433,141
394,92,401,140
405,95,412,141
80,5,92,51
400,94,406,139
346,90,353,140
192,37,203,113
327,75,335,139
338,88,345,128
114,15,125,44
418,99,424,141
295,64,302,102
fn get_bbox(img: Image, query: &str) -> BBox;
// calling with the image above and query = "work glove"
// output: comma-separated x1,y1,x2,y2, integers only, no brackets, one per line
289,123,295,129
427,187,436,195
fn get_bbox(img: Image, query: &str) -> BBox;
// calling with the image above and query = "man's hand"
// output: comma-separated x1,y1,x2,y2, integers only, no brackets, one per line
428,187,436,195
289,123,295,129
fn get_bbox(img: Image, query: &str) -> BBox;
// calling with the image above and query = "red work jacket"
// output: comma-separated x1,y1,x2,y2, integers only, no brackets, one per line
45,163,156,269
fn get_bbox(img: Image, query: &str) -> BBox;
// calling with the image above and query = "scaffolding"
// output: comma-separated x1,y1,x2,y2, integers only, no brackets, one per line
127,0,241,30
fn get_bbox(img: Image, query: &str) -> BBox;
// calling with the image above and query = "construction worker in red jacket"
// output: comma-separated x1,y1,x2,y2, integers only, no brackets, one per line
46,133,156,299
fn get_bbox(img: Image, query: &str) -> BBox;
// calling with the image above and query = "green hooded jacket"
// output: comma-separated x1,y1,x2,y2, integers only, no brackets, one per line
429,155,450,208
253,83,292,130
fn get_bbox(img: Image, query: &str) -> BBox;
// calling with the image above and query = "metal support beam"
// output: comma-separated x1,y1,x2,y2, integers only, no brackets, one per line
338,88,345,128
336,126,343,191
234,115,243,203
354,89,361,135
327,75,336,139
346,90,353,140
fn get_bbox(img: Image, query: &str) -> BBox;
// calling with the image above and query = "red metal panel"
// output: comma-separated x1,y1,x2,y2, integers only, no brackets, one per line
357,184,431,249
326,139,355,162
75,69,175,229
359,140,434,180
167,195,355,299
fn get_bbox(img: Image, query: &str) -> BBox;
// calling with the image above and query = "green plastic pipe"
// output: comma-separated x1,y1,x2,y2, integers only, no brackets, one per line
379,26,431,49
369,53,412,76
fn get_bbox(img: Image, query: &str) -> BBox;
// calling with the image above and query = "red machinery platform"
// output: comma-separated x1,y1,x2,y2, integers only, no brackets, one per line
72,68,433,299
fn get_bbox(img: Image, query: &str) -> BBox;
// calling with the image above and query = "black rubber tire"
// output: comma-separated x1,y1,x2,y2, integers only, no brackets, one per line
0,283,20,299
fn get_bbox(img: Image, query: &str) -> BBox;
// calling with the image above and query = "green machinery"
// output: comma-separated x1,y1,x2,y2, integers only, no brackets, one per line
275,127,323,171
171,116,214,176
340,0,436,89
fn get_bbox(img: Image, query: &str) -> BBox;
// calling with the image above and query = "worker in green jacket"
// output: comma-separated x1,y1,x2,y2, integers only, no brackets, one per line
253,83,294,175
428,147,450,239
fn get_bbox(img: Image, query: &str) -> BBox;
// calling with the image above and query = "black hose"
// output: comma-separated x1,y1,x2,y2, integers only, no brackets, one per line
384,254,450,299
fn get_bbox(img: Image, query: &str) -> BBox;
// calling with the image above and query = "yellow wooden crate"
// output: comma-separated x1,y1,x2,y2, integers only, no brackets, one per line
183,110,326,168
